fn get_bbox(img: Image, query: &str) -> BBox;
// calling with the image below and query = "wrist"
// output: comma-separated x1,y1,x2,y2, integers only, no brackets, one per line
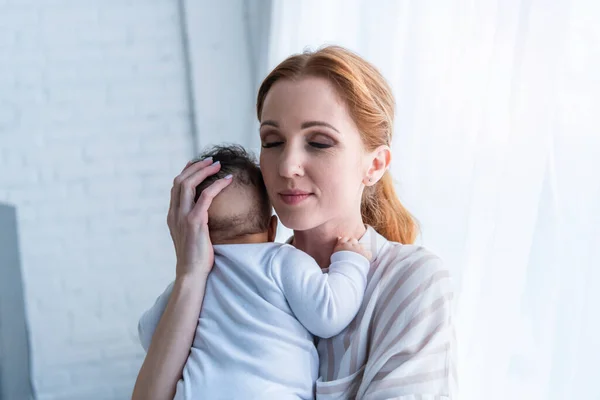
175,268,210,285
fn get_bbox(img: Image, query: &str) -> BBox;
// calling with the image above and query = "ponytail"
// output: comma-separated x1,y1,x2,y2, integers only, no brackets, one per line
362,171,418,244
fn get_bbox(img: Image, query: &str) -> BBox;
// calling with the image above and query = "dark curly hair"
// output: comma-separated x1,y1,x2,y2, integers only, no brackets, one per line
193,144,272,239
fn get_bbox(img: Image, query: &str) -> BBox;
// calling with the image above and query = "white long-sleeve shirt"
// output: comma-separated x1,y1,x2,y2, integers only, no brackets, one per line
138,242,370,400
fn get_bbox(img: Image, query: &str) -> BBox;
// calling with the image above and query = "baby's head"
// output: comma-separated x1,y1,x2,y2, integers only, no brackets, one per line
194,144,277,245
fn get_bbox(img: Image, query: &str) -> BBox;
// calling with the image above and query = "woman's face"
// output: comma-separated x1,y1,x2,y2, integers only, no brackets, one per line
259,76,369,231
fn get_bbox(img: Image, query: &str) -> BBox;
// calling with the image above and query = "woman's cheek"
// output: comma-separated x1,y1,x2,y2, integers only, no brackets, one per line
259,154,276,181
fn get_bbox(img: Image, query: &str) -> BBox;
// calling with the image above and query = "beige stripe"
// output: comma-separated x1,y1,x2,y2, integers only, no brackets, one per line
348,248,428,372
368,368,448,393
372,319,448,379
326,336,335,381
372,291,453,375
371,254,438,338
372,253,437,324
373,340,450,381
316,368,365,395
359,320,450,399
374,268,450,346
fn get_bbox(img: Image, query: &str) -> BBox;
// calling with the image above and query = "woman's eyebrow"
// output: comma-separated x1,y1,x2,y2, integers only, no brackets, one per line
260,120,279,128
301,121,340,133
260,120,340,134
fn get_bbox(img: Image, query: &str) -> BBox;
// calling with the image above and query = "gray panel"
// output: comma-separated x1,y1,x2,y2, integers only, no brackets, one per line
0,203,34,400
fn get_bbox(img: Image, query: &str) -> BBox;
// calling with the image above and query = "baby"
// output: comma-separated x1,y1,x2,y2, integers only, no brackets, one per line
138,145,371,400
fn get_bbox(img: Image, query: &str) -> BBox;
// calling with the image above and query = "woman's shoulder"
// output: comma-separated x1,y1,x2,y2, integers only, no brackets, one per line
367,233,454,335
370,232,452,297
381,241,445,273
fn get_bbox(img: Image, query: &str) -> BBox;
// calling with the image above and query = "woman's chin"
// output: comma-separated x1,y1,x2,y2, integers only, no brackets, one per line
275,211,321,232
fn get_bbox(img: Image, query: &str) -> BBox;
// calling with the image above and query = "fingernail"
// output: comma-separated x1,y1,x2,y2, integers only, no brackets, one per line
211,160,220,167
203,157,213,163
224,174,233,180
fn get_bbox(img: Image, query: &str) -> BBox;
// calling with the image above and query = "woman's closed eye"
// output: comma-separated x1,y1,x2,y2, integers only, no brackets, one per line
261,132,337,149
261,141,283,148
262,141,334,149
309,142,333,149
308,133,336,149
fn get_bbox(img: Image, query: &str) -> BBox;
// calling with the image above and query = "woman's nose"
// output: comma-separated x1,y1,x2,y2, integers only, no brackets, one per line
278,147,304,178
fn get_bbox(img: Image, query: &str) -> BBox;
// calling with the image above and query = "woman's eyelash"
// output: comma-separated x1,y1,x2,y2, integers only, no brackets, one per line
261,140,334,149
309,142,333,149
261,142,283,148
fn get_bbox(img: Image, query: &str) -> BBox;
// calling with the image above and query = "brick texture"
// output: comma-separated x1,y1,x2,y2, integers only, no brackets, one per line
0,1,194,398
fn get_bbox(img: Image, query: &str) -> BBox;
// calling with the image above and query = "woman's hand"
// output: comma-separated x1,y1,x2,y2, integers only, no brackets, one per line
167,157,233,278
131,158,232,399
133,157,232,400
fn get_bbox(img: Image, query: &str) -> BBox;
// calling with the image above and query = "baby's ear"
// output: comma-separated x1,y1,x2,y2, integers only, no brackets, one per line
267,215,278,242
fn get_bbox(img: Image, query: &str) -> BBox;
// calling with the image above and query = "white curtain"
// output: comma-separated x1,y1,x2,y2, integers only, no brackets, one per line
266,1,600,399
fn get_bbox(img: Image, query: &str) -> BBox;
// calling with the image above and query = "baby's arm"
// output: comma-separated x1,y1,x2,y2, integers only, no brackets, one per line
271,237,371,338
138,282,175,351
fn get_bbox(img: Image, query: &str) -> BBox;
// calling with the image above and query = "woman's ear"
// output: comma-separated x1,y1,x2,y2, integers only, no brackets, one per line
364,145,391,186
267,215,278,242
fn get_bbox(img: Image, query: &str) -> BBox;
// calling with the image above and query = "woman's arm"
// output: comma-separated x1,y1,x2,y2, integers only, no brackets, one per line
131,158,232,400
132,274,208,399
138,282,175,352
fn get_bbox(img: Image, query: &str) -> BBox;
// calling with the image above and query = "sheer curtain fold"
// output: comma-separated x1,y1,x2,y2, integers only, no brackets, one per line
265,1,600,399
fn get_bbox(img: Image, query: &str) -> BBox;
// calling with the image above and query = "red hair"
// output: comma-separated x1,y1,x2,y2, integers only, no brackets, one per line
257,46,418,244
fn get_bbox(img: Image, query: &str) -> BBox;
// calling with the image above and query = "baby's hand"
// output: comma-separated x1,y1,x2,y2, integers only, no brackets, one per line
334,237,372,260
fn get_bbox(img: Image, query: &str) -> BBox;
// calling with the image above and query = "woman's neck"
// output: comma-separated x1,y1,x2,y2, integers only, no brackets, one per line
292,219,367,269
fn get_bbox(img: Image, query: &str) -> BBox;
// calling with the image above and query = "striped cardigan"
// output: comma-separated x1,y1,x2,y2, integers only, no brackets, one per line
310,226,456,399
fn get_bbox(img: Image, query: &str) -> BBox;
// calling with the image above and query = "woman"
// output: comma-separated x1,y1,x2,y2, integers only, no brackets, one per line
133,46,456,400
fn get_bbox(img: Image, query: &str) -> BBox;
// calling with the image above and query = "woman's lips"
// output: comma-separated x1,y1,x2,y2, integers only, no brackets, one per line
278,192,313,205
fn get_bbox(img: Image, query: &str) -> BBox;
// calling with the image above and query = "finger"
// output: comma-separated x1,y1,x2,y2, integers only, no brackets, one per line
169,184,179,217
171,157,214,214
349,238,359,244
177,157,215,183
179,161,223,215
188,176,233,224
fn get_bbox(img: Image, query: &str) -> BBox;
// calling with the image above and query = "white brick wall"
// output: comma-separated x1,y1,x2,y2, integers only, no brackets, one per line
0,1,194,398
